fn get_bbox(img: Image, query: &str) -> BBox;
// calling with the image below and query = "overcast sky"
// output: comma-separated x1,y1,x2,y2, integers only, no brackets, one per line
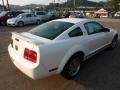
0,0,106,6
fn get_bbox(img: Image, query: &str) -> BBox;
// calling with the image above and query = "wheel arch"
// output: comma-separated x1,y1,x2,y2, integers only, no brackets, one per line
114,34,118,38
112,32,118,40
57,49,85,73
17,21,24,25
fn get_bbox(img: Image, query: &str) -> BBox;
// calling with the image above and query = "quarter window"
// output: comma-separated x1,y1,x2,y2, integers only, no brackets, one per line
69,27,83,37
84,22,104,35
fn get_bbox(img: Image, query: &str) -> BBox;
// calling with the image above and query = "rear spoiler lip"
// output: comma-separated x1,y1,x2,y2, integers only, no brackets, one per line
11,32,41,45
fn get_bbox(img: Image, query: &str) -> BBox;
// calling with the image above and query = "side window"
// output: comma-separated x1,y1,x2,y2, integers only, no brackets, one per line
69,27,83,37
37,12,45,15
26,14,32,18
32,14,37,17
84,22,104,35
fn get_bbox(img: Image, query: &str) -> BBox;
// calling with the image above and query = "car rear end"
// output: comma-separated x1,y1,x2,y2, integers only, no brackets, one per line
8,32,49,80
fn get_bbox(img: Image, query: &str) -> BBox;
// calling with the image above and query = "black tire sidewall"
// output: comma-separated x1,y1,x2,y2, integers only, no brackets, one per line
111,36,118,49
18,21,24,27
37,20,40,25
62,54,82,79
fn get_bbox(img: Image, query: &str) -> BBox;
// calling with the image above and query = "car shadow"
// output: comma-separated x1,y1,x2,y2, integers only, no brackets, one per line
74,39,120,90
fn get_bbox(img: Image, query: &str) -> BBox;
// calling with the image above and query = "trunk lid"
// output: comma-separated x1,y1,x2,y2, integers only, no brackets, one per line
11,32,52,63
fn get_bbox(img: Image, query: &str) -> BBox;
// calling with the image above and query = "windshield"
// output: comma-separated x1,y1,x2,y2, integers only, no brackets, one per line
29,21,74,40
0,11,7,17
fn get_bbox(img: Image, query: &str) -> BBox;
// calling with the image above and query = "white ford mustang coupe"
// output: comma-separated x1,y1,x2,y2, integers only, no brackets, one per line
8,18,118,80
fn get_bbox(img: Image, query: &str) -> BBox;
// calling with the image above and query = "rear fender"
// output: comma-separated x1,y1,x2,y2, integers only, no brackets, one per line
57,45,86,73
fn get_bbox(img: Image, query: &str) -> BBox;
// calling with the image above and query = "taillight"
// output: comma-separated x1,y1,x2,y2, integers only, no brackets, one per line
24,48,37,63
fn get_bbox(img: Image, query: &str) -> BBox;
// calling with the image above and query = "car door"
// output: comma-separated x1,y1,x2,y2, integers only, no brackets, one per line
31,14,37,23
25,14,33,24
37,12,44,20
84,21,110,54
44,12,49,20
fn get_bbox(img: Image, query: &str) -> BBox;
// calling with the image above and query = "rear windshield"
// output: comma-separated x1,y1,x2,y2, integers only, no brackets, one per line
29,21,74,40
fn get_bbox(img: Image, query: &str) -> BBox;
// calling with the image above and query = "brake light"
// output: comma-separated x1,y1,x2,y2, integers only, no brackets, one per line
24,48,37,63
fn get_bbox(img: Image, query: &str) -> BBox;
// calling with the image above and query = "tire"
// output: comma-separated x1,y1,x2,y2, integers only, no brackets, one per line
110,35,118,49
61,53,83,79
37,20,41,25
18,21,24,27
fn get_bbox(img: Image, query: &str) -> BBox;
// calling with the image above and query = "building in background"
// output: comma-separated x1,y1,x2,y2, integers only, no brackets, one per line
96,8,108,18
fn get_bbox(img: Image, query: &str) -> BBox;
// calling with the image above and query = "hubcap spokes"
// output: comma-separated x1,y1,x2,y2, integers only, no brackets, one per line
68,58,80,76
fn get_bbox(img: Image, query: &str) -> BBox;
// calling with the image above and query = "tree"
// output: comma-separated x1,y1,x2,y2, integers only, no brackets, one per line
2,0,5,10
6,0,10,10
111,0,120,12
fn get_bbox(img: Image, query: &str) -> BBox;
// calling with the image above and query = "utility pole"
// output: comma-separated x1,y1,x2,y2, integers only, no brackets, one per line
119,3,120,11
74,0,76,11
6,0,10,11
66,0,67,8
53,0,55,11
58,0,60,11
2,0,5,11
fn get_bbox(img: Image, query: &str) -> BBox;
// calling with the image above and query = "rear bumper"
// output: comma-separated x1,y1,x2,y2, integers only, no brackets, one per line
8,45,49,80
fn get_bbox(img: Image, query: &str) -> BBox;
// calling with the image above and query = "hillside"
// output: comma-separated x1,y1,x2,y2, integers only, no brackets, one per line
64,0,105,8
9,4,46,10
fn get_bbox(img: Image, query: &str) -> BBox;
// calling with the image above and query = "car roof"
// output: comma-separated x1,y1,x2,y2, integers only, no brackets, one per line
53,18,94,24
19,13,34,15
33,11,46,12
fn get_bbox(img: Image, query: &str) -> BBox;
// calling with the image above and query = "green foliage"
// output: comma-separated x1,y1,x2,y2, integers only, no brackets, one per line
111,0,120,12
61,0,105,9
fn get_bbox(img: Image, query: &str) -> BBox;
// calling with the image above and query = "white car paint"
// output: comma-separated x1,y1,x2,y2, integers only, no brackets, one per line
8,18,118,80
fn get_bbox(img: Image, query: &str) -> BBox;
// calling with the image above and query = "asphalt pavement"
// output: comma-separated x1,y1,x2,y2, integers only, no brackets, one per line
0,19,120,90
